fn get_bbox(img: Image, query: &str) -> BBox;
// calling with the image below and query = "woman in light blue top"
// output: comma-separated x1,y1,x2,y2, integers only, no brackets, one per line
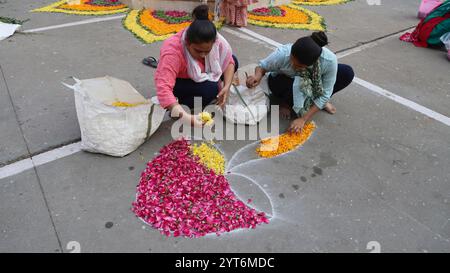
246,32,354,133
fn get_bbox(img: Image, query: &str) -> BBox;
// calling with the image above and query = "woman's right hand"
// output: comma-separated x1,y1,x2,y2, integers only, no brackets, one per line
246,75,261,88
190,113,205,128
169,104,204,128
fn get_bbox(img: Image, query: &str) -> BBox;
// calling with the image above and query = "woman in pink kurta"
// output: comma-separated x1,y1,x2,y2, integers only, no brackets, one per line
154,5,238,127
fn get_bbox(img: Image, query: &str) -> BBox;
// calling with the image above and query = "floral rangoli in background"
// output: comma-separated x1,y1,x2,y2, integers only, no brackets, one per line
33,0,129,16
292,0,353,5
248,4,324,31
33,0,354,43
123,9,223,43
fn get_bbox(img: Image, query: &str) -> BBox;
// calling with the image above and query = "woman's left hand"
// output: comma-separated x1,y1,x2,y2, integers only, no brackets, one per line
288,117,306,133
216,87,229,108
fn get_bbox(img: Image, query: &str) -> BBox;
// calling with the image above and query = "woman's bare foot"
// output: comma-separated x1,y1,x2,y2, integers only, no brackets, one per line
323,102,336,114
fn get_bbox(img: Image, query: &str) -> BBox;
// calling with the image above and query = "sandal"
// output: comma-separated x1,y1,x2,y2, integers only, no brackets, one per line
142,56,158,68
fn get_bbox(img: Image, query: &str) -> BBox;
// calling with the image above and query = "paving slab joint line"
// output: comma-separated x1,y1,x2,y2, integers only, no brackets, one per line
1,63,64,252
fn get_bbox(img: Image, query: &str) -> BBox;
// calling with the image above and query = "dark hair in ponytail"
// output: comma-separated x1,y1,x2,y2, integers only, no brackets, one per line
310,31,328,47
291,32,328,66
192,4,209,20
186,5,217,44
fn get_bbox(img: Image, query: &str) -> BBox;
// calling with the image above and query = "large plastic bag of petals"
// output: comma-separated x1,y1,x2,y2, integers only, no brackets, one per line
62,76,166,157
219,64,270,125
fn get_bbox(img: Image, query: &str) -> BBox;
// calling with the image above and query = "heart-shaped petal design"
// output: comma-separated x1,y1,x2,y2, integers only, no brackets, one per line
132,139,269,238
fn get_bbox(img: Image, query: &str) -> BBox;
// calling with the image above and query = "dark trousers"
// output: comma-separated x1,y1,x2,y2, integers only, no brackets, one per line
173,55,239,109
268,64,355,107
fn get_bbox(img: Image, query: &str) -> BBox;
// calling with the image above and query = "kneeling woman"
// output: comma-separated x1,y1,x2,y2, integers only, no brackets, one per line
155,6,237,126
246,32,354,132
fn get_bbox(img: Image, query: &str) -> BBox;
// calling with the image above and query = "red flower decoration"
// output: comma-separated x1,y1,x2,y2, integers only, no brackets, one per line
132,139,269,237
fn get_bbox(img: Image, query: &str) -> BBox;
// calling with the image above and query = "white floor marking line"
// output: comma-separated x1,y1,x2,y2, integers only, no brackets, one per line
0,159,34,180
238,28,282,48
0,142,81,180
353,77,450,127
234,27,450,128
222,27,275,50
32,142,81,166
23,15,126,33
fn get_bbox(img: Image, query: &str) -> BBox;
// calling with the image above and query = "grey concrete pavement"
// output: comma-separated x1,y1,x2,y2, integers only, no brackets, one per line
245,0,421,52
0,169,61,252
0,66,29,166
0,0,127,30
0,20,161,163
0,0,449,252
341,36,450,116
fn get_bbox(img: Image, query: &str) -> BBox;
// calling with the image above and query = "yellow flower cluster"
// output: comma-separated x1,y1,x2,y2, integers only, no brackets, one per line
60,0,127,11
248,5,309,24
140,9,191,36
123,10,172,44
191,142,225,175
199,112,214,126
32,0,129,15
111,101,142,107
248,5,325,31
293,0,352,6
123,9,224,44
256,122,316,158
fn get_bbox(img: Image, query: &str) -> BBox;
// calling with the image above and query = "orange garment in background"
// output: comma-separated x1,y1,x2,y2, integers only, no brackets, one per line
221,0,255,27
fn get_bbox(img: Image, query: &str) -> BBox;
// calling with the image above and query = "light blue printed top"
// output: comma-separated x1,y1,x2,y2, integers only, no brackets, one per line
259,44,338,114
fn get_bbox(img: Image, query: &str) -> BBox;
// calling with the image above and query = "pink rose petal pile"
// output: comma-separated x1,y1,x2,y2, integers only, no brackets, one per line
132,139,269,237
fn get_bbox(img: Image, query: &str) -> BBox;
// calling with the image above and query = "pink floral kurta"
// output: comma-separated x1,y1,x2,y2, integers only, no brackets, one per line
221,0,256,27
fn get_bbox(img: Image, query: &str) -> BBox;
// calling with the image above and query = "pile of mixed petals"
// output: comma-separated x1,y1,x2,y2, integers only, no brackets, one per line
256,122,316,158
132,139,269,237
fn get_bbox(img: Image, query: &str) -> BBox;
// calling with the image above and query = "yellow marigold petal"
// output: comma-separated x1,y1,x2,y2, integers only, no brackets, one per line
191,142,225,175
256,122,316,158
248,5,325,31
